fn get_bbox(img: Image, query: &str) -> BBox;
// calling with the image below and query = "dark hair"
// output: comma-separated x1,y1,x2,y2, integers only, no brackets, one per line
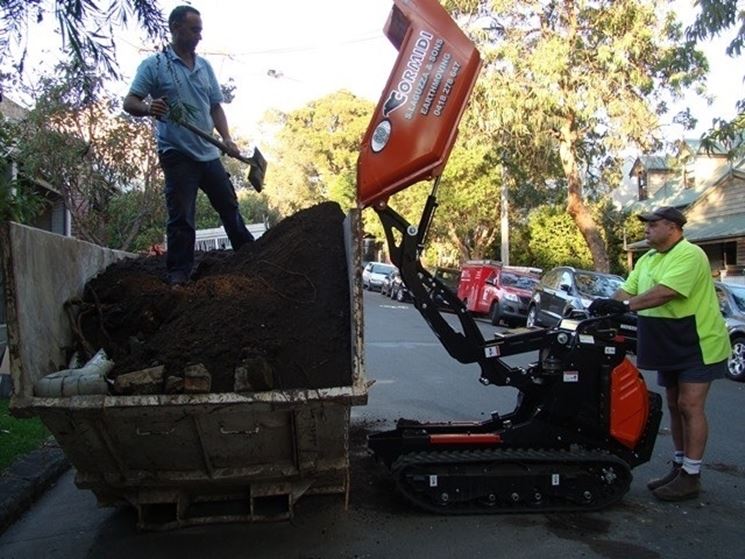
168,6,200,29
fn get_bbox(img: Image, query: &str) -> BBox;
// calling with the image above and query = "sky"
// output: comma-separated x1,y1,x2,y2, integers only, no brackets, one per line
4,0,743,144
112,0,398,139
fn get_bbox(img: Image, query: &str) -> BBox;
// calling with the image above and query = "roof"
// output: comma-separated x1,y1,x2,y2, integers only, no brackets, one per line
627,214,745,250
624,159,735,213
628,155,670,177
0,96,28,122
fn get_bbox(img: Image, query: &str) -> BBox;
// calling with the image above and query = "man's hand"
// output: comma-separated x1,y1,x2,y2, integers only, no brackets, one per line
588,298,629,316
222,138,242,158
149,97,169,119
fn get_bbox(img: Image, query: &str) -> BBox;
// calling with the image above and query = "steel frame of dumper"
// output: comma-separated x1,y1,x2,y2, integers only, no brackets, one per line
0,212,368,530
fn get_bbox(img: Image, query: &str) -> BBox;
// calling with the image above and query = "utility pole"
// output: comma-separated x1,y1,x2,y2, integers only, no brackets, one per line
500,179,509,265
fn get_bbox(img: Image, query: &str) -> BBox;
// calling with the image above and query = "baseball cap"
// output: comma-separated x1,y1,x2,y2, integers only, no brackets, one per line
637,206,687,227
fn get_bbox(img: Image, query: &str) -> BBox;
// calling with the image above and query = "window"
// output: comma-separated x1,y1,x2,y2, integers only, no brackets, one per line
725,284,745,313
574,272,623,298
542,269,560,290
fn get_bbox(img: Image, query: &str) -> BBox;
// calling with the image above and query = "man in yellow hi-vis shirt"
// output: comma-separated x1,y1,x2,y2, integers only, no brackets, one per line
589,206,729,501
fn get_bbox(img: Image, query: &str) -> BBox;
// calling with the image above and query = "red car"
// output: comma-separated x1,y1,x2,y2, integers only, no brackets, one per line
457,260,541,326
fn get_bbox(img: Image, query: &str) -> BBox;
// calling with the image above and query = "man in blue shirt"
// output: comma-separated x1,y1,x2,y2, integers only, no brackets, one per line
123,5,254,285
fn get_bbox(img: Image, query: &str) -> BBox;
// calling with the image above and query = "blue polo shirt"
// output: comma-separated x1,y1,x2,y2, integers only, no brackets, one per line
129,46,223,161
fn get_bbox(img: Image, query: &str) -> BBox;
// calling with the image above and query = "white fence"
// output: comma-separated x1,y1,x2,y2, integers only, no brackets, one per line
193,223,267,251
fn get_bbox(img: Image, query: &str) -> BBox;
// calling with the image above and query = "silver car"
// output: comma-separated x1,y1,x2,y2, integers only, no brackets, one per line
715,281,745,382
362,261,397,291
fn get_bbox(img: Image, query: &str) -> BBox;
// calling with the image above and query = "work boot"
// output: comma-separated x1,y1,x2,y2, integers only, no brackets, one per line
652,470,701,501
646,463,682,491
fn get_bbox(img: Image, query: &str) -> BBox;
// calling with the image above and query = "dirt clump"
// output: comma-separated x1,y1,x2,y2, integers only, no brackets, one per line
76,202,352,393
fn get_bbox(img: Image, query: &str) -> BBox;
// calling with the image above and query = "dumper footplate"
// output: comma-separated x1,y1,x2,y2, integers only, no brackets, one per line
391,448,631,514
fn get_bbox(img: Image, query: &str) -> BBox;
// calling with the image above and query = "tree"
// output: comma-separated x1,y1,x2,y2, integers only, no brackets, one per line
263,91,374,217
529,204,594,270
12,66,163,249
0,115,46,223
687,0,745,155
446,0,708,272
1,0,166,92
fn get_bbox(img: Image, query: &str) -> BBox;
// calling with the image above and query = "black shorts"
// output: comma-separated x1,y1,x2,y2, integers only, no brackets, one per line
657,360,727,387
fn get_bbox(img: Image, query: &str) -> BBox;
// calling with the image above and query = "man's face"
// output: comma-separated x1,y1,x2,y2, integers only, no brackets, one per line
172,12,203,53
644,219,677,249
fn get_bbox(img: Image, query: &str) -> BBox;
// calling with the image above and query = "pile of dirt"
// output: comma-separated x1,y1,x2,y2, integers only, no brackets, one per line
76,202,352,393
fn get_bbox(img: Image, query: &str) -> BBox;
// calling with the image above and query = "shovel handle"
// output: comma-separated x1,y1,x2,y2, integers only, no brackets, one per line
175,120,264,191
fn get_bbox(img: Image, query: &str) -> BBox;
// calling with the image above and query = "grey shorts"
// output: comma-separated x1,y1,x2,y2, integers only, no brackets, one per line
657,360,727,387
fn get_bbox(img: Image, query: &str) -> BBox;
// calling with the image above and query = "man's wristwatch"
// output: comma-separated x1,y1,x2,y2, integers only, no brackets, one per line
622,300,631,310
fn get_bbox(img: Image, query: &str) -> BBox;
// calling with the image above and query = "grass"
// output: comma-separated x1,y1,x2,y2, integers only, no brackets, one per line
0,399,50,471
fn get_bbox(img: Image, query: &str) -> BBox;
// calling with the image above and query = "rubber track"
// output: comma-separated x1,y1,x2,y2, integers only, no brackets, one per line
391,447,632,514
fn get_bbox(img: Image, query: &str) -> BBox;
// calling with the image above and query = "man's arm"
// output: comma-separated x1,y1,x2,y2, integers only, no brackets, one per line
210,103,240,156
614,284,679,312
123,93,168,119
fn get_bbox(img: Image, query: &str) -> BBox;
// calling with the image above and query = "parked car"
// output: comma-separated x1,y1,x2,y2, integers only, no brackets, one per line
380,270,399,297
526,266,625,328
362,261,396,291
714,281,745,382
457,260,541,326
389,272,413,302
526,266,638,351
434,266,461,291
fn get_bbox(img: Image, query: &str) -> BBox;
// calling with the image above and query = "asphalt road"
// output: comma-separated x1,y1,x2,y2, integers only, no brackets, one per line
1,290,743,558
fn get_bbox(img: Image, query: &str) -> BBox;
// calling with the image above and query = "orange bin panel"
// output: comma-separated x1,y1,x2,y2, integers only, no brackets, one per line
356,0,481,208
610,358,650,449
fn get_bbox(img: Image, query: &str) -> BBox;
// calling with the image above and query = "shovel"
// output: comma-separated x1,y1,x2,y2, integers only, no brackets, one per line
176,120,267,192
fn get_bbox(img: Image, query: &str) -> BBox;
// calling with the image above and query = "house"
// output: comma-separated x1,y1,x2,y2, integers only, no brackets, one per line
623,139,745,278
0,96,71,235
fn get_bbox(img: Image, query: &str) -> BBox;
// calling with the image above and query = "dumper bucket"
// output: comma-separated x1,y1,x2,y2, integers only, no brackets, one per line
356,0,481,208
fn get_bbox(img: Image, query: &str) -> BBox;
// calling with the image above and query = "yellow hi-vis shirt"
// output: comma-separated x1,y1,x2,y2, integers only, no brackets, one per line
622,239,730,370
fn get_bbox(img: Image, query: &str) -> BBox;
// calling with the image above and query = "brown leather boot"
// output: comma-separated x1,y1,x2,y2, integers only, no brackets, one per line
652,470,701,501
646,463,682,491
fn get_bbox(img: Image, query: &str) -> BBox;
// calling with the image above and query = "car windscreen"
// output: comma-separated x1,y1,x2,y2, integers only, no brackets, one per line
436,270,460,289
726,284,745,312
575,272,623,298
373,264,396,275
501,273,539,290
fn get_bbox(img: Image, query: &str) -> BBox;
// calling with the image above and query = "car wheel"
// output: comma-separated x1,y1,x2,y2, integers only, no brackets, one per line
489,301,501,326
526,305,537,327
727,335,745,382
396,289,405,302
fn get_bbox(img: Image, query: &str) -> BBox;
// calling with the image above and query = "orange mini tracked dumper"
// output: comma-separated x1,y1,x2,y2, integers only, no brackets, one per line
359,0,661,514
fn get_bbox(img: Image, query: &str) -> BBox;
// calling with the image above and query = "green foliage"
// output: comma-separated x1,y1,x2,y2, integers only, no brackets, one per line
264,90,374,217
1,0,167,94
674,1,745,156
0,399,50,472
11,66,163,249
528,205,594,270
192,188,278,232
688,0,744,56
0,116,47,223
106,189,167,251
435,138,503,261
449,0,708,271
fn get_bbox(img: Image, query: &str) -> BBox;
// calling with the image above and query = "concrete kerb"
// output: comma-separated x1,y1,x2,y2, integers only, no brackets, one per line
0,439,70,534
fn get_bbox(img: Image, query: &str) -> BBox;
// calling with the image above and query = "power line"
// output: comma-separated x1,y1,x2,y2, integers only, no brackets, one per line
118,31,384,58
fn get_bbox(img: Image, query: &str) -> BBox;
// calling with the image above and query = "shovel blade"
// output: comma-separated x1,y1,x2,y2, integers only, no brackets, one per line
247,147,267,192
